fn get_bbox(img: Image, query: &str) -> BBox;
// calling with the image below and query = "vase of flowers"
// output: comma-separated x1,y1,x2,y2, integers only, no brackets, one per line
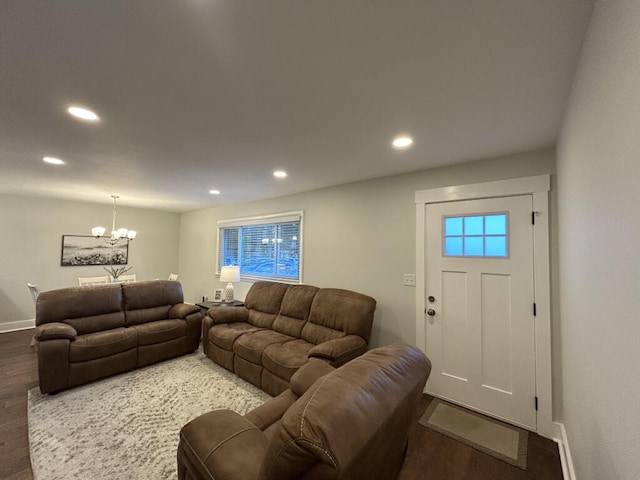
104,265,133,282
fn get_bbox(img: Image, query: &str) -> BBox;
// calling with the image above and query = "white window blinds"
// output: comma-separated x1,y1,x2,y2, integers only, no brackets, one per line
217,211,303,283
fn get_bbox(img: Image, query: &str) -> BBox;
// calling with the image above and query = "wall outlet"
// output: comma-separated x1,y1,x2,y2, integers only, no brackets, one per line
403,274,416,287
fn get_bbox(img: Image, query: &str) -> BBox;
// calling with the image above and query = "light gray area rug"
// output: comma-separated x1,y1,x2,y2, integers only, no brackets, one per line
419,399,528,469
28,348,271,480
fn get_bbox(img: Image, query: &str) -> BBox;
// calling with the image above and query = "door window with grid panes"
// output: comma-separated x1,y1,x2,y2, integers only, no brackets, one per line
443,213,508,257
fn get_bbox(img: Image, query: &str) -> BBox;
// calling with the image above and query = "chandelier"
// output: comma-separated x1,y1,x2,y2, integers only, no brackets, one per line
91,195,137,245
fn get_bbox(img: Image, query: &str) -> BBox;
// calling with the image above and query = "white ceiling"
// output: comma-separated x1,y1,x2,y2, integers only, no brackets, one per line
0,1,593,212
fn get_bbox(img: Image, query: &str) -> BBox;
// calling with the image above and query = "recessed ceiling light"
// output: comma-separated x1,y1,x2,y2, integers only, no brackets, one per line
67,106,100,121
273,170,288,178
392,135,413,149
43,156,65,165
209,189,221,195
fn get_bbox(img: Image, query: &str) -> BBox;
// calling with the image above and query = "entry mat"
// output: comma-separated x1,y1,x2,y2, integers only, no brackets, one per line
419,399,528,469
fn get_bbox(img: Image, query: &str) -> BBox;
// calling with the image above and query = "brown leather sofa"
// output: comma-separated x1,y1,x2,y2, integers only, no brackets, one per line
202,281,377,396
178,342,431,480
34,280,202,394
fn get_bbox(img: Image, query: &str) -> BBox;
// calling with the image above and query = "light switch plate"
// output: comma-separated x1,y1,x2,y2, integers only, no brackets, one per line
403,274,416,287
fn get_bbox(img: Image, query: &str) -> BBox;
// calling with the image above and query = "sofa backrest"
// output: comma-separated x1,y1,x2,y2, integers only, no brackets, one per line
122,280,184,326
301,288,376,345
244,282,376,343
244,282,290,328
258,343,431,480
270,284,319,337
36,284,124,335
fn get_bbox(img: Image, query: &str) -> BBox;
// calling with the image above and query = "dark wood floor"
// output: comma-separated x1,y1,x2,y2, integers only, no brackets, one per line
0,329,563,479
399,396,563,480
0,329,39,480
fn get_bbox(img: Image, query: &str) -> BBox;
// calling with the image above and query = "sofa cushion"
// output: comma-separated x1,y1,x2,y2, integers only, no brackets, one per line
125,305,173,326
65,312,126,336
245,282,290,313
209,322,262,351
271,285,318,337
245,282,290,328
36,284,125,335
262,339,315,382
248,310,280,329
301,288,376,345
69,328,138,363
122,280,184,326
134,319,187,346
234,330,294,365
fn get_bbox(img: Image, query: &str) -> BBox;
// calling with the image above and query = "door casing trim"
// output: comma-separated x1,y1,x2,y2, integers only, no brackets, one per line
414,174,553,438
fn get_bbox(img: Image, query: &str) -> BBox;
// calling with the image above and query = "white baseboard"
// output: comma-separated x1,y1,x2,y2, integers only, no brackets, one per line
0,318,35,333
553,421,576,480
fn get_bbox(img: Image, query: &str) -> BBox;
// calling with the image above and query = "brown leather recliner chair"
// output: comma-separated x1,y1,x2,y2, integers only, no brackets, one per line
177,343,431,480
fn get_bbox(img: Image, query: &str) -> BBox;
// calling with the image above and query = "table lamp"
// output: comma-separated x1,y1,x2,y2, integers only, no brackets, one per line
220,266,240,303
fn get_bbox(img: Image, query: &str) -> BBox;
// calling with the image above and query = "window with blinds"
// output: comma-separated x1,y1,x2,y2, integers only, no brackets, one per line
217,211,302,283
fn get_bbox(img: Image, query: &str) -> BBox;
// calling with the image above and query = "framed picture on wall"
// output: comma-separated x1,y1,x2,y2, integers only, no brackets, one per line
60,235,129,266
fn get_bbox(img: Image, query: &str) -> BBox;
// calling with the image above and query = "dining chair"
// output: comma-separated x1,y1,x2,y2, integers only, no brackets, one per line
27,282,41,347
112,274,137,284
27,282,41,304
78,276,110,286
168,273,179,281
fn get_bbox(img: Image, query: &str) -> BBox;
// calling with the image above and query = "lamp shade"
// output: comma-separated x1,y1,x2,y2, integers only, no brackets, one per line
220,266,240,283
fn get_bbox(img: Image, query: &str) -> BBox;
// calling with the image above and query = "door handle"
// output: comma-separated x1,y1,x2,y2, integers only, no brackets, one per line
427,309,436,317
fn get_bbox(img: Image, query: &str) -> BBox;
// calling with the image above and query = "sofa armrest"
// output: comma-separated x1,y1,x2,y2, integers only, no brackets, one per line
308,335,368,366
206,306,249,324
168,303,201,319
34,322,77,342
289,358,336,396
178,409,268,480
243,361,335,433
244,390,298,431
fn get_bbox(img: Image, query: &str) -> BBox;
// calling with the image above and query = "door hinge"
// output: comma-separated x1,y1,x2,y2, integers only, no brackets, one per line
533,303,537,316
531,211,536,225
535,396,539,411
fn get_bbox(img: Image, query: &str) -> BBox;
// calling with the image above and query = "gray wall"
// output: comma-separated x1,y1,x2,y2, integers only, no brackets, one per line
179,147,555,350
557,0,640,478
0,194,180,328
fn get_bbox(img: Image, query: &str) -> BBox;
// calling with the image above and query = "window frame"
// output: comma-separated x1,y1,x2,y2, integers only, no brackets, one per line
216,211,304,283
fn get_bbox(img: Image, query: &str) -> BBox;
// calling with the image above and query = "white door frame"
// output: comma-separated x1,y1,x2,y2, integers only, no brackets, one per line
415,174,553,438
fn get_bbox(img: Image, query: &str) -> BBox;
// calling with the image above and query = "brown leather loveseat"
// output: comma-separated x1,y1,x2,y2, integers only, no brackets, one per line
34,280,202,394
178,342,432,480
202,281,377,396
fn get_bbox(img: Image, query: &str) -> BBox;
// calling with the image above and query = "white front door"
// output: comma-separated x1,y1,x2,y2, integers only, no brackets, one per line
424,195,536,429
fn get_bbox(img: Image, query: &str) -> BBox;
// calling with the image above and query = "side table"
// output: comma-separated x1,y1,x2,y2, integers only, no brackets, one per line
195,300,245,315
